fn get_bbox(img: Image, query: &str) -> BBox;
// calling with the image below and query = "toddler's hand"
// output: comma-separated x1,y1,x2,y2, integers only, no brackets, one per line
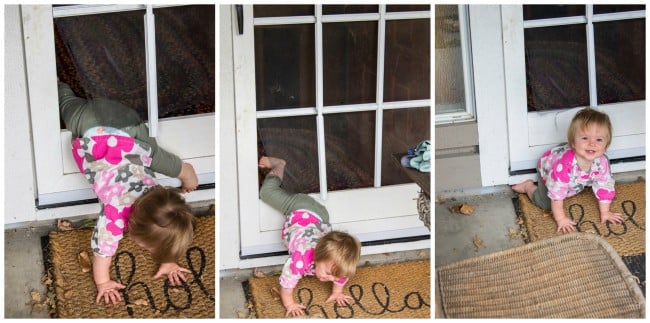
326,291,353,306
600,210,624,225
555,217,577,234
154,262,191,286
284,302,306,317
95,280,126,305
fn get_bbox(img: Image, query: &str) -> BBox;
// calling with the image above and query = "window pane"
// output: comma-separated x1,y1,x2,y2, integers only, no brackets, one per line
323,5,378,15
524,25,589,111
154,6,215,119
594,19,645,104
594,5,645,14
385,19,430,102
435,5,467,115
382,107,430,186
254,24,315,110
254,5,313,18
324,112,375,190
257,117,319,193
523,5,585,20
323,22,377,106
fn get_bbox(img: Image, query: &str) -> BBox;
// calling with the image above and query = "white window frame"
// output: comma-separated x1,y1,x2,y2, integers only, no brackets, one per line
22,5,215,211
503,5,645,172
435,5,476,125
233,5,431,257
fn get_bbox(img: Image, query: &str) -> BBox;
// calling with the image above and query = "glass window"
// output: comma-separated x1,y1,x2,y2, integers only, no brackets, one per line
524,24,589,111
523,4,645,111
594,19,645,104
385,19,430,102
254,5,430,193
254,24,315,110
435,5,473,122
323,21,378,106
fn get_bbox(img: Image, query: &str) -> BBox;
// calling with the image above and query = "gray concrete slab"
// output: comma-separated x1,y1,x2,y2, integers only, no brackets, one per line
435,189,525,267
5,225,54,318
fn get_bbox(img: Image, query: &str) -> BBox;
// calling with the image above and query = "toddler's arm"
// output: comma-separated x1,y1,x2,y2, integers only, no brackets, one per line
551,200,577,233
280,287,306,317
92,255,126,305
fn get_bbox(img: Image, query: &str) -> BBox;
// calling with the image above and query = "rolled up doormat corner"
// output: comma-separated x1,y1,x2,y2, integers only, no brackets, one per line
518,181,645,257
48,215,215,318
247,259,431,319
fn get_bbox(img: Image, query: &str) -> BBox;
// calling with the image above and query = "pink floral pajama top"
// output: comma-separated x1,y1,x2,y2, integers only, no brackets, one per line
72,126,156,258
538,144,615,203
280,210,348,289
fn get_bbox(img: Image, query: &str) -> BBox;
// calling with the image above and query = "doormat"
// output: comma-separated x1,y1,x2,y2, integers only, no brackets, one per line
47,216,215,318
517,181,645,257
436,233,645,318
246,260,430,319
622,254,646,296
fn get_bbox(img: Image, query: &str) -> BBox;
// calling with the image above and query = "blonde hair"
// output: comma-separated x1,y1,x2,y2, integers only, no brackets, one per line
314,231,361,278
128,185,196,263
567,107,613,149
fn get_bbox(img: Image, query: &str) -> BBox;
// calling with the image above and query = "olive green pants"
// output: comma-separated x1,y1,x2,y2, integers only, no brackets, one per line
259,175,330,223
531,177,552,211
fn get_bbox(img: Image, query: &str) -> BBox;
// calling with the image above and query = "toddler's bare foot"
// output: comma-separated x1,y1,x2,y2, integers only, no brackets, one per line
178,162,198,193
258,156,286,179
512,179,535,194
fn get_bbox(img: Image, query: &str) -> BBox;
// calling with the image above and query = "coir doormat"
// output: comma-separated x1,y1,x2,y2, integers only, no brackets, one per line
517,181,645,257
48,216,215,318
246,260,430,319
436,233,645,318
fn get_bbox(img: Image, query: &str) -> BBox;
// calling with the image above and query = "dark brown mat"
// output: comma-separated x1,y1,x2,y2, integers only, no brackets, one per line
48,216,215,318
518,181,645,256
247,260,431,319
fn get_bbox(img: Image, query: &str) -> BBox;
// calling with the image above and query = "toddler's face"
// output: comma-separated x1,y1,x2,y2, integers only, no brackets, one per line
314,260,341,282
572,123,608,163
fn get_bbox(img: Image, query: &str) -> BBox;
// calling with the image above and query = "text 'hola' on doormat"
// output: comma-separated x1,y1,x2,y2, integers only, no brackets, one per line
245,260,430,319
48,215,215,318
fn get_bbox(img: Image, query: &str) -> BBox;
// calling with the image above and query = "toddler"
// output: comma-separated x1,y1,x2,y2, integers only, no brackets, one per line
58,79,199,305
512,107,623,233
258,156,361,317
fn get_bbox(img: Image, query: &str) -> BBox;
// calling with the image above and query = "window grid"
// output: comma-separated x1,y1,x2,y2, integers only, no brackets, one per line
254,4,431,199
523,5,646,108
